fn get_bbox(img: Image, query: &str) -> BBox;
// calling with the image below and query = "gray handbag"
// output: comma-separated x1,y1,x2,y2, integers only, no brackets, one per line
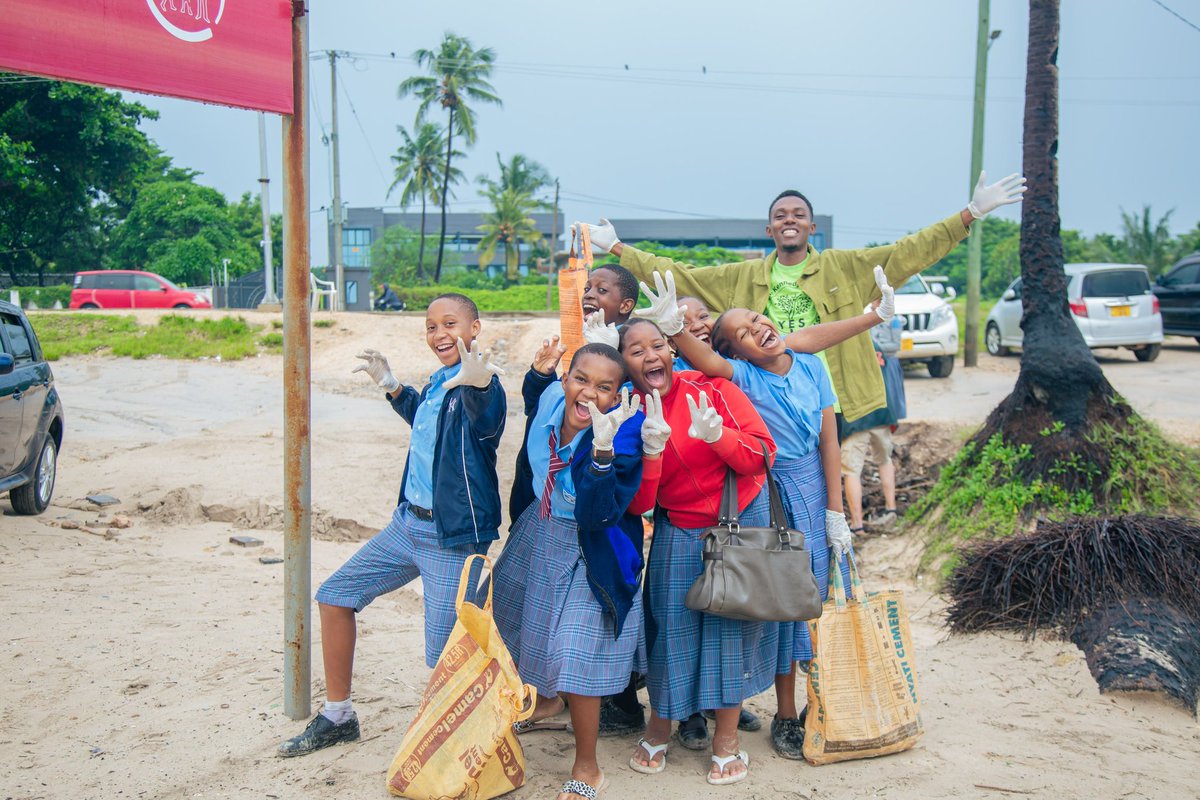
684,443,823,623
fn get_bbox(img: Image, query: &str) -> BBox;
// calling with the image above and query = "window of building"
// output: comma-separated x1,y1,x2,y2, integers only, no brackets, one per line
346,280,358,306
343,228,372,267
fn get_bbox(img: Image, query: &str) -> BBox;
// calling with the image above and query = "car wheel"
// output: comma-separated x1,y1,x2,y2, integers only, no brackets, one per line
81,303,99,309
927,355,955,378
173,303,192,309
10,435,57,515
1134,344,1161,362
1195,336,1200,347
985,323,1009,356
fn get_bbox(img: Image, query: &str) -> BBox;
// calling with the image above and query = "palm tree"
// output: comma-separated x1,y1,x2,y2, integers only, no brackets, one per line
479,153,553,209
477,186,544,281
1120,205,1175,276
398,33,501,282
387,123,463,281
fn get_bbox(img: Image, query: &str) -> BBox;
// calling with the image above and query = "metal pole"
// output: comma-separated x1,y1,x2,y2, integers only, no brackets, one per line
281,0,311,722
259,112,279,306
329,51,344,312
965,0,991,367
547,179,559,310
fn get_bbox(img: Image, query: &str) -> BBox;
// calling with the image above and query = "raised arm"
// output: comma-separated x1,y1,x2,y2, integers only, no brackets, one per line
671,327,733,379
785,265,896,353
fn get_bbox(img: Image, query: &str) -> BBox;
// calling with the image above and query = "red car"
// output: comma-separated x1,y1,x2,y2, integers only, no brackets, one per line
69,270,212,309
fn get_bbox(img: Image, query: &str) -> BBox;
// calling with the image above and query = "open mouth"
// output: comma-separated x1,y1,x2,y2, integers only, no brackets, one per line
780,227,800,239
572,401,591,422
758,330,779,349
435,341,456,357
582,301,599,316
695,330,711,343
642,365,667,389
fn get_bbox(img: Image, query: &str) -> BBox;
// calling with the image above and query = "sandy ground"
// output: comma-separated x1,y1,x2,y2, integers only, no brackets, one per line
2,309,1198,800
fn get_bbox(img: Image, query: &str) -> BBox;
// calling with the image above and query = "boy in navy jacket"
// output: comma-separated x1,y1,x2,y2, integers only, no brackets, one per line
278,293,506,758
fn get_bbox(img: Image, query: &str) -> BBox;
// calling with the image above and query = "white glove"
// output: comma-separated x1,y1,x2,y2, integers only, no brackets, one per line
967,171,1027,219
443,338,506,390
873,266,895,322
685,391,723,444
588,387,641,452
634,271,686,336
582,311,620,349
352,349,400,393
825,509,853,561
640,389,671,456
580,218,619,254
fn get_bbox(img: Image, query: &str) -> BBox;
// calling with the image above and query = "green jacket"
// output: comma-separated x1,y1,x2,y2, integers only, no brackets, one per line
619,213,969,421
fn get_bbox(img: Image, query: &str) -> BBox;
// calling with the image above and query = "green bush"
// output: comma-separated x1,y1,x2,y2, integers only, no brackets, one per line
10,284,72,308
395,284,551,312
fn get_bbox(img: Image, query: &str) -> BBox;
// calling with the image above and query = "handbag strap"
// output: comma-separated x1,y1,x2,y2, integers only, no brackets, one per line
716,439,791,535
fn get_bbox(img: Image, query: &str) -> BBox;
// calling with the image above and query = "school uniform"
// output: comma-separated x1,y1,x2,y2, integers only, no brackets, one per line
630,371,781,720
726,352,854,665
493,370,646,698
316,365,506,668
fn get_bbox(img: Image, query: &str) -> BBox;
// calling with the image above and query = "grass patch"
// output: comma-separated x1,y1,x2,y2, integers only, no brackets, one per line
31,312,269,360
259,332,284,350
313,319,335,329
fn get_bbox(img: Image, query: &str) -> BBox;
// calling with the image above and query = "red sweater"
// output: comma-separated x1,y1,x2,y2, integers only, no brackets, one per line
629,371,776,529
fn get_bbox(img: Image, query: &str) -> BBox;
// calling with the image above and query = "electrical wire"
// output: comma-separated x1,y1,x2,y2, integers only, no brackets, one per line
336,67,390,191
1147,0,1200,33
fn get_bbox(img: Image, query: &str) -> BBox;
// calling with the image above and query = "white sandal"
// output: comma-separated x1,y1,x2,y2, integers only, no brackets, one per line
707,750,750,786
628,737,669,774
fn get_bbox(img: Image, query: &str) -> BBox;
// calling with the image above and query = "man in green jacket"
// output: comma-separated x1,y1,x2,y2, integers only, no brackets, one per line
578,170,1026,422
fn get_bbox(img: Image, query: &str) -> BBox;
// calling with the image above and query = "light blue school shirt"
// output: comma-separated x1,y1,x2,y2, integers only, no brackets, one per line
672,355,693,372
528,382,587,520
728,351,835,460
403,363,460,509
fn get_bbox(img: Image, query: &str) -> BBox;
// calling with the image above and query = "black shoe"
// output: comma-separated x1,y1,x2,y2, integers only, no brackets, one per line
277,713,361,758
702,707,763,732
597,697,645,737
770,714,805,760
676,712,711,751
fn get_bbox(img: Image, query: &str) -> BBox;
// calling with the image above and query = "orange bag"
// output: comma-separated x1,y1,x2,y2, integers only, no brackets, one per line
802,559,922,765
557,224,593,373
386,556,536,799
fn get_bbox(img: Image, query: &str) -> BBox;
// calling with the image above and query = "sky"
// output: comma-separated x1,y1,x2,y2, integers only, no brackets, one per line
127,0,1200,265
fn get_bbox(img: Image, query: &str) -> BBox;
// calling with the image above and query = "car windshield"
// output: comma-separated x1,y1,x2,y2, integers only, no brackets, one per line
157,276,183,291
1082,269,1150,298
895,276,928,295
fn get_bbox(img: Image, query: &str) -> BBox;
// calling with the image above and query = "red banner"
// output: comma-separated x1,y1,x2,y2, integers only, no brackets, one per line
0,0,293,114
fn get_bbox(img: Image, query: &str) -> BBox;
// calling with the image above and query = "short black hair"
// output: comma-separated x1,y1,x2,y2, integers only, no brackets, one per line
569,342,625,378
617,317,663,353
592,264,639,303
768,189,814,219
429,292,479,320
710,310,735,356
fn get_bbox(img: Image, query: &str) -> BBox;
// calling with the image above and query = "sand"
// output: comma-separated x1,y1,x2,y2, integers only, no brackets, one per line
2,309,1197,799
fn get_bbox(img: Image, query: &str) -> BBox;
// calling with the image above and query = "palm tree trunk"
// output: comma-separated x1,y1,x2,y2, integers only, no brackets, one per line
417,192,427,281
434,106,454,283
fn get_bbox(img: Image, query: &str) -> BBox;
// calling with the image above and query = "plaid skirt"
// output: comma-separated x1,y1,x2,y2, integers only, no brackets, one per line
492,504,644,698
772,452,855,665
645,487,780,721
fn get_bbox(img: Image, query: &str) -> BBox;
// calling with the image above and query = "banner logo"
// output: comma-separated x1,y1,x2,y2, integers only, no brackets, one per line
146,0,226,43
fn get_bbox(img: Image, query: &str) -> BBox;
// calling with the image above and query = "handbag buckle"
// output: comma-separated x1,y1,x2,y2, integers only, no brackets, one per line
778,529,792,547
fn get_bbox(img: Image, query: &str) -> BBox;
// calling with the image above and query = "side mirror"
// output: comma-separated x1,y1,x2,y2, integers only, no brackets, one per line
930,283,945,296
1002,289,1017,301
0,353,13,375
945,286,957,300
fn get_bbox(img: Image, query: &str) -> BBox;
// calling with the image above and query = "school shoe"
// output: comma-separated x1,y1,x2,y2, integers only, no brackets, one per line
770,714,806,760
676,712,710,750
597,697,645,737
702,707,763,732
277,712,360,757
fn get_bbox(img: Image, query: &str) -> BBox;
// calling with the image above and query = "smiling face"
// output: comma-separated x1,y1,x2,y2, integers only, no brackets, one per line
560,351,625,438
767,194,817,256
425,297,481,367
619,319,675,396
679,296,714,344
712,308,787,365
581,267,636,323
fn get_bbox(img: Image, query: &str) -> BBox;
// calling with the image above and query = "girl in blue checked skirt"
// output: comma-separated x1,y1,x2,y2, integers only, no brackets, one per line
492,342,648,800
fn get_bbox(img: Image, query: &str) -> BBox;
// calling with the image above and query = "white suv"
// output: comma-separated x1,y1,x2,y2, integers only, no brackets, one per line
893,274,959,377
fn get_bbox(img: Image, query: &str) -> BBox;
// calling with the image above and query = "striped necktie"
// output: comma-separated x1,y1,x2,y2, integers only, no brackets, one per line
539,428,568,519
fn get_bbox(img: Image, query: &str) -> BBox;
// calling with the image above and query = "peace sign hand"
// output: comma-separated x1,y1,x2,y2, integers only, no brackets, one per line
587,388,642,452
685,391,723,444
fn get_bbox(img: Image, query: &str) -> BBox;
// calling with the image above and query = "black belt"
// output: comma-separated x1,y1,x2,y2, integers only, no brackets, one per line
408,504,434,521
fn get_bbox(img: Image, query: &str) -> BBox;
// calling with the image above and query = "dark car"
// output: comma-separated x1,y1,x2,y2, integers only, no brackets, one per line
1153,252,1200,343
0,300,64,514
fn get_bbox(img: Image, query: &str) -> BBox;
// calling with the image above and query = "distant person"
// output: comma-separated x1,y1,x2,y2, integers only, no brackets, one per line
374,283,404,311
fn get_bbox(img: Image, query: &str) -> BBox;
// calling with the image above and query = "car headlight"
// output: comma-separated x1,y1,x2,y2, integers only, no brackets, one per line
194,294,207,304
930,305,955,328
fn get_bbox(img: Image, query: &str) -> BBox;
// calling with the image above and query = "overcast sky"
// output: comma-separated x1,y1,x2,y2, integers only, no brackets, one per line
128,0,1200,265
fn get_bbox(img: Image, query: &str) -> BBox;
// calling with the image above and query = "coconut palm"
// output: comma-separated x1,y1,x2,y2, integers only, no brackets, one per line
477,186,544,281
388,123,462,281
478,153,553,209
1120,205,1175,276
398,33,501,282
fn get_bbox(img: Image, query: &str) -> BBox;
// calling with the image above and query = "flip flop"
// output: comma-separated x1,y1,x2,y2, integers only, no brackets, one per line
558,773,609,800
628,737,669,774
513,696,567,735
707,750,750,786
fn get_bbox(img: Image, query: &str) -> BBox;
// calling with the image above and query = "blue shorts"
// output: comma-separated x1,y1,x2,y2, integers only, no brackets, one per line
315,502,489,667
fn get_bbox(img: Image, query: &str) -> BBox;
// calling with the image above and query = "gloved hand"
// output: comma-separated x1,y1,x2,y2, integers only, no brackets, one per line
967,171,1027,219
532,334,566,376
352,349,400,393
873,265,895,322
443,338,506,390
825,509,853,561
588,388,641,453
634,271,686,336
640,389,671,456
582,311,620,349
579,218,619,254
685,391,723,444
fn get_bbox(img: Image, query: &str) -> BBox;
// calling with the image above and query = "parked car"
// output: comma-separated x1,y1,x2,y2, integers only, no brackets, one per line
69,270,212,310
985,263,1163,361
1,298,64,514
893,274,958,378
1152,252,1200,343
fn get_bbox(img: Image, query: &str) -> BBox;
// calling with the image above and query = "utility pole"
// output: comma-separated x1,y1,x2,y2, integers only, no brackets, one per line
547,179,560,311
328,50,344,311
965,0,998,367
258,112,279,306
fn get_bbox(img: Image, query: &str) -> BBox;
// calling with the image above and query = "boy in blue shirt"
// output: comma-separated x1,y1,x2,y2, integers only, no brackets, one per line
278,293,506,758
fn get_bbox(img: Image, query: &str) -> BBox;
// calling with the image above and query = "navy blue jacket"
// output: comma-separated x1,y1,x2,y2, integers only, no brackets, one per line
513,369,646,636
390,375,506,548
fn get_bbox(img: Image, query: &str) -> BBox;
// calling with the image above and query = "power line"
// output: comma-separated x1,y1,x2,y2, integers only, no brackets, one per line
1147,0,1200,33
335,68,389,191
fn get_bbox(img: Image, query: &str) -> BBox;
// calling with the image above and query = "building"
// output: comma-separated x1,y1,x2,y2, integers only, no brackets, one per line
603,216,832,257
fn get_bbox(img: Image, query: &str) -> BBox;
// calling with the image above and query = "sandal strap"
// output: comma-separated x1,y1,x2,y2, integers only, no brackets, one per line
561,778,599,799
635,737,669,758
710,750,746,769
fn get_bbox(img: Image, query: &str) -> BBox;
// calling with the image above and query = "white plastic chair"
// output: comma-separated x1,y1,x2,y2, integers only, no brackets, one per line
310,272,337,312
